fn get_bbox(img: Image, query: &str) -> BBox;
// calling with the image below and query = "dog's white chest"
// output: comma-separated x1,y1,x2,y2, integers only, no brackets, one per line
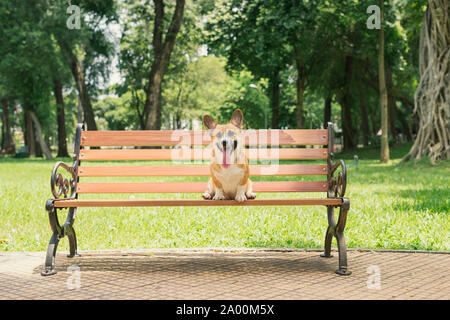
214,165,244,196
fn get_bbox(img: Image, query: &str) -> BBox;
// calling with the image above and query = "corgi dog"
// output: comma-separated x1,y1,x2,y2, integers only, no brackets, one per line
202,109,256,202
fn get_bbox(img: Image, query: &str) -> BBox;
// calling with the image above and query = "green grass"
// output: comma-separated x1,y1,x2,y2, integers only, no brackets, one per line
0,142,449,252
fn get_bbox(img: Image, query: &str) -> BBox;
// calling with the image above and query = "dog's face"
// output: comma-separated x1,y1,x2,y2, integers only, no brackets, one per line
203,109,244,168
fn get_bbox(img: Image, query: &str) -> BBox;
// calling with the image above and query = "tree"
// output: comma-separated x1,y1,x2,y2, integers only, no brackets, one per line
142,0,186,130
306,0,407,150
0,97,15,154
53,78,69,157
207,0,292,129
119,0,202,130
46,0,118,131
162,55,233,129
379,0,390,163
0,0,56,159
266,0,320,129
219,70,269,129
307,1,364,149
403,0,449,162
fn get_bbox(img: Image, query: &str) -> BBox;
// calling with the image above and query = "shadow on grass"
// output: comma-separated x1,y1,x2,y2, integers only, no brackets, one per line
335,142,414,160
392,189,450,214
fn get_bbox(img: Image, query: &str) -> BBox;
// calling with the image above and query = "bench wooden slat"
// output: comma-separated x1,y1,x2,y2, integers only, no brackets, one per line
77,164,328,177
53,198,342,208
76,181,328,193
79,148,328,161
80,129,328,147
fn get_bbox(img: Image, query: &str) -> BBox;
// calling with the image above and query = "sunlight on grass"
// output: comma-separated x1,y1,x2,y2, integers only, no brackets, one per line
0,143,449,252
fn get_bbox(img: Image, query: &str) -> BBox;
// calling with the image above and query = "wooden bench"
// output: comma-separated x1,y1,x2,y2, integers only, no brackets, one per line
41,123,351,276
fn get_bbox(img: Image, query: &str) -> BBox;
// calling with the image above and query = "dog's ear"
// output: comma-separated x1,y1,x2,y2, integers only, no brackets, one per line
203,114,217,130
230,109,244,129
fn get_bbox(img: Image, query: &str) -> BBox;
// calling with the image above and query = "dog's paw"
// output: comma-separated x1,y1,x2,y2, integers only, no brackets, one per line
202,192,212,200
235,194,247,203
246,192,256,200
213,193,226,200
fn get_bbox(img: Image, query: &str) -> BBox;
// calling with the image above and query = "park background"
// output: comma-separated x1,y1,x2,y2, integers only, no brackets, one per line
0,0,448,252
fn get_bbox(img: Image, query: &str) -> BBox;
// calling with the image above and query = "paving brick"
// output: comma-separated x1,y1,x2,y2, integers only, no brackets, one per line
0,249,448,300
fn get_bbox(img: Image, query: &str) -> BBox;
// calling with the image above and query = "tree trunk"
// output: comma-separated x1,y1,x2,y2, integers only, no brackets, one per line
403,0,449,162
58,41,97,131
53,79,69,157
77,96,83,123
359,61,370,146
69,52,97,131
24,109,35,156
132,90,145,129
144,72,163,130
270,69,280,129
358,86,370,147
341,55,355,150
370,105,378,136
143,0,185,130
386,67,397,140
34,124,43,158
323,97,332,129
1,98,15,154
379,0,390,163
296,78,305,129
294,46,306,129
29,111,53,160
399,109,413,142
1,116,4,150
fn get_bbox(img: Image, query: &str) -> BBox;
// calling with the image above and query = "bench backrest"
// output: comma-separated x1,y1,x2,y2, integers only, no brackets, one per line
72,125,334,196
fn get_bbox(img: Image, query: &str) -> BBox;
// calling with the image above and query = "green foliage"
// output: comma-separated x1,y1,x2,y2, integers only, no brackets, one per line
0,0,430,146
0,1,54,106
0,0,118,149
162,55,232,128
94,93,142,130
45,0,118,93
218,71,269,129
207,0,291,78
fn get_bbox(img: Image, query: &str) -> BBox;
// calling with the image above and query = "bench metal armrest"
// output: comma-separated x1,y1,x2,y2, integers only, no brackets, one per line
49,123,83,201
50,161,78,199
327,159,347,198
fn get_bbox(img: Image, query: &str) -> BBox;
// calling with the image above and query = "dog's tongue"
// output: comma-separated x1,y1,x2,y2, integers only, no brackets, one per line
222,148,232,168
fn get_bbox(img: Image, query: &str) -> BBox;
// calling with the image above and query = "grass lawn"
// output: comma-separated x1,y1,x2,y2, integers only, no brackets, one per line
0,142,448,252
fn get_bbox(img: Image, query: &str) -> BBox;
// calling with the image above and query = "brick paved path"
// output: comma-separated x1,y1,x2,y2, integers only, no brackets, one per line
0,249,448,300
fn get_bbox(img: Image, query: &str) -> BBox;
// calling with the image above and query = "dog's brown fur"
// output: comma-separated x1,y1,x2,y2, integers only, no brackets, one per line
202,109,255,202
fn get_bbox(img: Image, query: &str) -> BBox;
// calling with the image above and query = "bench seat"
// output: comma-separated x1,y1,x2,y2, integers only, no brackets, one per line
53,198,344,208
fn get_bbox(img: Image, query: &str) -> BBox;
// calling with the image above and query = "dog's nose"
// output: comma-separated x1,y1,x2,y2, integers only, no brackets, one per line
222,140,227,148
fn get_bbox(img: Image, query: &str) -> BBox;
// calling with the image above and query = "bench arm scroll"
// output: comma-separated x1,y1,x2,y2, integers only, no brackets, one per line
328,159,347,198
49,123,83,200
50,161,77,199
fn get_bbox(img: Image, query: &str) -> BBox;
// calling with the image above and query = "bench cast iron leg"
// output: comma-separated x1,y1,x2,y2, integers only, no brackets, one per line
67,225,79,258
320,207,335,258
65,207,80,258
320,199,351,275
335,198,351,275
41,232,60,276
41,201,79,276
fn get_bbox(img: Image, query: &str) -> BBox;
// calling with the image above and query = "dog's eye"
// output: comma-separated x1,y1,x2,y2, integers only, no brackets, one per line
215,132,222,138
228,131,235,137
